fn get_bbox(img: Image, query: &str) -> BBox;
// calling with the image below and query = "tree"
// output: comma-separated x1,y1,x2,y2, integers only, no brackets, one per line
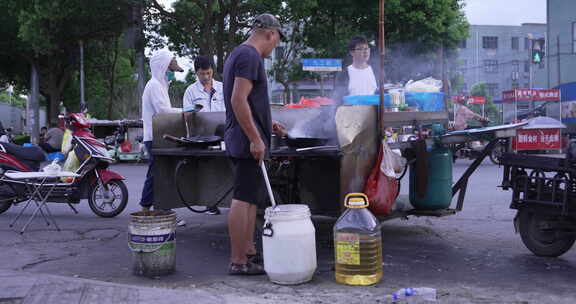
470,82,501,125
0,0,135,124
145,0,276,76
303,0,469,83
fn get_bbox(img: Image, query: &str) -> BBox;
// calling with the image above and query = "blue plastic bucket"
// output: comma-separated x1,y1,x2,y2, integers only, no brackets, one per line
343,94,391,106
404,92,445,111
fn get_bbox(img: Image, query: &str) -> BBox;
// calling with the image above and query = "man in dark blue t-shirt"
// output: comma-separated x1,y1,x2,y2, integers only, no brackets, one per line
223,13,286,275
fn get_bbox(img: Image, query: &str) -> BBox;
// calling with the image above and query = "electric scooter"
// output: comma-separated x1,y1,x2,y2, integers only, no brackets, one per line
0,113,128,217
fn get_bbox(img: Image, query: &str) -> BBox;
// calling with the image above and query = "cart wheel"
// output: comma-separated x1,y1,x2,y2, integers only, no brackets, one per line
88,179,128,218
518,209,575,257
490,142,505,165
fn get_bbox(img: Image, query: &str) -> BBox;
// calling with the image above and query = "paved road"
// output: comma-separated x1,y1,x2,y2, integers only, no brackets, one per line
0,160,575,303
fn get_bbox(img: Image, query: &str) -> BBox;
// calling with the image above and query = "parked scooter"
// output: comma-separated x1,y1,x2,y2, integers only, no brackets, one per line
0,113,128,217
105,126,148,163
452,121,507,165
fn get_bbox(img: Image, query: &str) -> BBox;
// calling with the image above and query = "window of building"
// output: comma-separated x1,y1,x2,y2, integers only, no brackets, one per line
524,60,530,73
525,37,531,50
483,60,498,73
459,39,467,49
512,60,520,72
573,22,576,53
511,37,519,50
486,83,499,97
482,36,498,49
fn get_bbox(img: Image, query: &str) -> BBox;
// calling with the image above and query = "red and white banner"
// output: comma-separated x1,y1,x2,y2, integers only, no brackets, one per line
502,89,561,102
513,128,562,150
451,96,486,104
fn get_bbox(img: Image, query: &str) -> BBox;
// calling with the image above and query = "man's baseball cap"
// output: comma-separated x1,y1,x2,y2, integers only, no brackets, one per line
252,13,285,40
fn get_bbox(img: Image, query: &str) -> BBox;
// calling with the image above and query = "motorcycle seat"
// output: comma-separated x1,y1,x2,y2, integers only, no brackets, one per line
0,143,46,163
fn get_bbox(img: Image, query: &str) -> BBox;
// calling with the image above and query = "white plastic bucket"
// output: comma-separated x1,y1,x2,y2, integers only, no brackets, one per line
129,210,176,277
262,204,317,285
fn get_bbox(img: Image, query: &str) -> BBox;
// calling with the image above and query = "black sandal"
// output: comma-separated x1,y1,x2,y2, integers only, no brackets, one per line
229,262,265,275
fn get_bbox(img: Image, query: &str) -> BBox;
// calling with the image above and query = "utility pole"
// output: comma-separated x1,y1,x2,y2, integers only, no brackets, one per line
557,35,561,86
29,62,40,144
378,0,385,136
527,33,534,112
80,40,86,112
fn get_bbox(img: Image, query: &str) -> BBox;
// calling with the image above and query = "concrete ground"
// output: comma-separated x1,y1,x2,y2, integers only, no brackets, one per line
0,160,575,303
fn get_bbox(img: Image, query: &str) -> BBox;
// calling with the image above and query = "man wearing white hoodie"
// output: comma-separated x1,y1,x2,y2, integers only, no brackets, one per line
140,50,184,213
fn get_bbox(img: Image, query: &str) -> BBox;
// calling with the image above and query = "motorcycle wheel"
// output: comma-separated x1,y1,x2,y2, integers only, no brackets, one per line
518,209,575,257
88,179,128,218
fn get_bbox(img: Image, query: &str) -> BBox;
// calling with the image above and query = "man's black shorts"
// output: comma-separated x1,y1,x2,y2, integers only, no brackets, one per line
230,158,269,207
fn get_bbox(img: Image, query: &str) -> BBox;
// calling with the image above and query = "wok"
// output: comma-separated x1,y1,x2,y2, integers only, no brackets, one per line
163,134,221,148
284,136,329,148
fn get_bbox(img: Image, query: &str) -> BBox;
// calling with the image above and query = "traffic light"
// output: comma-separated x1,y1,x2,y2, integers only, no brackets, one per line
531,38,545,64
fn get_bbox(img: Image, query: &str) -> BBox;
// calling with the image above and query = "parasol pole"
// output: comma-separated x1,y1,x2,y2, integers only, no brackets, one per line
378,0,386,138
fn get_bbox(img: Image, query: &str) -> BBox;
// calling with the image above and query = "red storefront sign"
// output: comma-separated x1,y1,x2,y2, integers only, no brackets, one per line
513,128,562,150
451,96,486,104
502,89,561,102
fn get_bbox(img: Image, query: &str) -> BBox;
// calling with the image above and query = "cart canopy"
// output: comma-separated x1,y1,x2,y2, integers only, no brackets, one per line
522,116,566,129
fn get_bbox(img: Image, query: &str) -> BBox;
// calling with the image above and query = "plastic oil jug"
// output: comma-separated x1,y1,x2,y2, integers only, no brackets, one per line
334,193,383,286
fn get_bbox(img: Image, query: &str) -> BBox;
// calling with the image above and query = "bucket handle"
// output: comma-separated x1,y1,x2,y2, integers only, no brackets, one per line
128,229,175,253
262,221,273,237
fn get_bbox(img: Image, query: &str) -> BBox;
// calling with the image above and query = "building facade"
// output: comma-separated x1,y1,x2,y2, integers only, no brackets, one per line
456,24,547,99
542,0,576,88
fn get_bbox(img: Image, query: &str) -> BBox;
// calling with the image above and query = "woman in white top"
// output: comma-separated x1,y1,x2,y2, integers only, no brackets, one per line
333,36,379,104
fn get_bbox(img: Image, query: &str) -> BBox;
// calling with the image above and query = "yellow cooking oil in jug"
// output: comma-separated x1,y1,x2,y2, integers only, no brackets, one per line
334,193,383,285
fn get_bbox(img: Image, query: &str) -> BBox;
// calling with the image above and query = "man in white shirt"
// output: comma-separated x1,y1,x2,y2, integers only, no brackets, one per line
333,36,379,104
140,50,183,213
183,55,225,112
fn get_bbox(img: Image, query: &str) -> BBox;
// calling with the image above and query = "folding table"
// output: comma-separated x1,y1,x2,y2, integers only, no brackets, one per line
5,171,80,234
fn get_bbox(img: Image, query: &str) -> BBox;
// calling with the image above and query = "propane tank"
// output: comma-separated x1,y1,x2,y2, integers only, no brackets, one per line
409,144,453,210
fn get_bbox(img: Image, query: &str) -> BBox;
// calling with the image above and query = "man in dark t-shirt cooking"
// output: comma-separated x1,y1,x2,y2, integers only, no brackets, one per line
223,13,287,275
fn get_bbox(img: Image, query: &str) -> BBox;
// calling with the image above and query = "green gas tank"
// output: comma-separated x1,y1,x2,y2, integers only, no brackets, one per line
409,144,453,210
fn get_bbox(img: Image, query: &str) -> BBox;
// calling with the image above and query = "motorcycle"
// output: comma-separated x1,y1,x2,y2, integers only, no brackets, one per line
0,113,128,217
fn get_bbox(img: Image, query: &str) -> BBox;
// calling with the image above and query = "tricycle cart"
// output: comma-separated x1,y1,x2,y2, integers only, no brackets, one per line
500,151,576,257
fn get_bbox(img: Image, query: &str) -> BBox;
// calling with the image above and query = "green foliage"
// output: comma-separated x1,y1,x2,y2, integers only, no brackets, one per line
303,0,468,82
469,82,502,125
0,0,135,123
0,91,27,108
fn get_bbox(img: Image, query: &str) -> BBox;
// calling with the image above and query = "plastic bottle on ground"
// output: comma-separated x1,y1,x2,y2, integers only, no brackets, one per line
387,287,437,303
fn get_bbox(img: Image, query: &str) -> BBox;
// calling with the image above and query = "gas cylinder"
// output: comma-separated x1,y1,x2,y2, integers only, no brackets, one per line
409,144,453,210
334,193,383,286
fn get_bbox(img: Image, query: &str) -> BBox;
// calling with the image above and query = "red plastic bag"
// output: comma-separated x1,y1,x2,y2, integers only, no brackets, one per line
364,144,399,216
120,140,132,152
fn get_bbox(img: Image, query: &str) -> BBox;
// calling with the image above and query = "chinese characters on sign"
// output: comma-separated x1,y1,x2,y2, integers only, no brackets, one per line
502,89,561,102
513,129,562,150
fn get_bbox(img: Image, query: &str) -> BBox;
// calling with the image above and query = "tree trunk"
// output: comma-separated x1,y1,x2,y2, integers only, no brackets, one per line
107,37,120,120
215,1,226,76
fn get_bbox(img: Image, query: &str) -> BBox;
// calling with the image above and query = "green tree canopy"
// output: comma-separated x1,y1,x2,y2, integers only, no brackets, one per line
0,0,135,123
